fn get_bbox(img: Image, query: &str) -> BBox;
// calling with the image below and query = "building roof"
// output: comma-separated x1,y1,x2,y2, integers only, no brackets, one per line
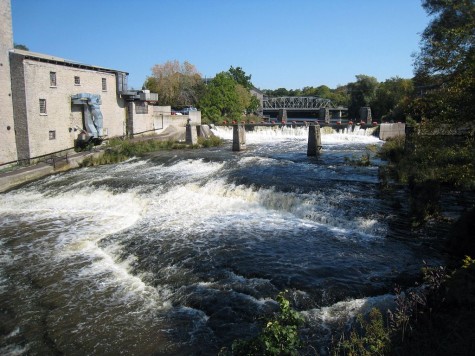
10,49,128,75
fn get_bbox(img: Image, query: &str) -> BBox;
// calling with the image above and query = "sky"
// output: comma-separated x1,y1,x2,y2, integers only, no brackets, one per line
10,0,431,90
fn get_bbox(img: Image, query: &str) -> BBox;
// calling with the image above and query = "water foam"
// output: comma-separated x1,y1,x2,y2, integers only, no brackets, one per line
0,184,172,311
303,294,395,324
212,125,382,145
140,174,386,240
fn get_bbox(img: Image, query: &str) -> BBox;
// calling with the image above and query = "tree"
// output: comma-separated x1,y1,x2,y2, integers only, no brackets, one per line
413,0,475,126
329,85,350,107
347,75,379,119
144,60,203,107
371,77,414,122
264,88,291,97
199,72,243,122
228,66,253,89
14,43,29,50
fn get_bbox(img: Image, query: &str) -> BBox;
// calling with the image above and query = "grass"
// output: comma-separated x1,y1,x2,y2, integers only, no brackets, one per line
79,135,223,167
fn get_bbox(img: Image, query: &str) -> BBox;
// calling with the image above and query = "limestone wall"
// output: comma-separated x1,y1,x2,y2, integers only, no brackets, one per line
0,0,17,164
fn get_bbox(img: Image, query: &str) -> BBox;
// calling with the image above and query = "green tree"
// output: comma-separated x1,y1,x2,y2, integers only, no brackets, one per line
14,43,29,50
413,0,475,127
264,88,290,97
199,72,243,122
228,66,253,89
371,77,414,122
144,60,203,108
329,85,350,107
347,75,379,119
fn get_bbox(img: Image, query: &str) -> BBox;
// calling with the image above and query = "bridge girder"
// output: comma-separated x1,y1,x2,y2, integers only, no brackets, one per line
262,96,335,111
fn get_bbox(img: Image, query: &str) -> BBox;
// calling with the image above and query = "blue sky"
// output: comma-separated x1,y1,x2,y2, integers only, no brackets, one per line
11,0,430,90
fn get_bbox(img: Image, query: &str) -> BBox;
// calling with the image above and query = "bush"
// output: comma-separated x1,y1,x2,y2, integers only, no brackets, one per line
378,136,405,164
228,292,304,355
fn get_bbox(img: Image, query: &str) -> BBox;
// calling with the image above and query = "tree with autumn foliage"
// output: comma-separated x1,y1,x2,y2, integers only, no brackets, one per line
144,60,204,108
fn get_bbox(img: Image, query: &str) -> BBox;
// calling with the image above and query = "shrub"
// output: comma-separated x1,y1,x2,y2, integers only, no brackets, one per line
229,291,304,355
377,136,405,164
334,308,390,356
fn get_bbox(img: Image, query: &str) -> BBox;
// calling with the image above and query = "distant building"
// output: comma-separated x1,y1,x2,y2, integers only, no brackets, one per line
250,87,264,117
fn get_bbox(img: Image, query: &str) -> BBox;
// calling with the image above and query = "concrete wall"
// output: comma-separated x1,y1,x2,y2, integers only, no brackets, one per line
0,0,17,164
10,53,127,159
130,105,202,138
379,123,406,140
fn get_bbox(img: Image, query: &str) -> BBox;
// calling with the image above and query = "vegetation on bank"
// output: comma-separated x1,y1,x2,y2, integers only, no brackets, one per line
379,133,474,190
220,257,474,355
79,135,223,167
221,291,304,355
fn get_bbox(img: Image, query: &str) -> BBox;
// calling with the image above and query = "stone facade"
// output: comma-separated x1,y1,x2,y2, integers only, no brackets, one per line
10,50,128,160
0,0,17,164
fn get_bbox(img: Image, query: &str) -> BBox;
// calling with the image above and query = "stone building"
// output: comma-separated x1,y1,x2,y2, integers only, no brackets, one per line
0,0,201,165
10,49,129,161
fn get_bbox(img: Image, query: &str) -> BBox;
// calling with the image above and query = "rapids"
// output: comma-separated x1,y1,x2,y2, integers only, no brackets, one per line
0,126,444,354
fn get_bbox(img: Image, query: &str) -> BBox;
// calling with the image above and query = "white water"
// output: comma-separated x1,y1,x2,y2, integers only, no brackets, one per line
211,124,380,144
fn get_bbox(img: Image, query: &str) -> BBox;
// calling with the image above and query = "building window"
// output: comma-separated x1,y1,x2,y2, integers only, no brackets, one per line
74,76,81,85
49,130,56,140
135,102,148,114
102,78,107,91
39,99,47,115
50,72,57,87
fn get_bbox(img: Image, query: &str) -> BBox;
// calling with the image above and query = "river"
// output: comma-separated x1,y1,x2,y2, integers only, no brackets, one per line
0,125,446,355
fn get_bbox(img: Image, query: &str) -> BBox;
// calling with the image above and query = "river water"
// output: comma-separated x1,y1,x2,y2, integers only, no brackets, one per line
0,126,445,355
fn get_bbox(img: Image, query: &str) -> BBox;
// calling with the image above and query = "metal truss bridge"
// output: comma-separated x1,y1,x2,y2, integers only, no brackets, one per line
262,96,335,111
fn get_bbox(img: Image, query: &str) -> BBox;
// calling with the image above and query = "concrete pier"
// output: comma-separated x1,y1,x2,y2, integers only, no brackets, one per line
307,124,322,156
232,124,246,151
185,122,198,145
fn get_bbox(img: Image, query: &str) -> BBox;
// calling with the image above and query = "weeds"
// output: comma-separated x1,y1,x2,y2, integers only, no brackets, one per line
225,291,304,355
333,308,390,356
345,153,371,167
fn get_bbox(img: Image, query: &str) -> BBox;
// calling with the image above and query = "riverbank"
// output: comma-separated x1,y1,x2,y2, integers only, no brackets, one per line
0,125,219,193
0,150,105,193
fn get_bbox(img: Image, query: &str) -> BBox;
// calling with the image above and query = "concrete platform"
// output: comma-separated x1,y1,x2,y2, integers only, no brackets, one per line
0,150,104,193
